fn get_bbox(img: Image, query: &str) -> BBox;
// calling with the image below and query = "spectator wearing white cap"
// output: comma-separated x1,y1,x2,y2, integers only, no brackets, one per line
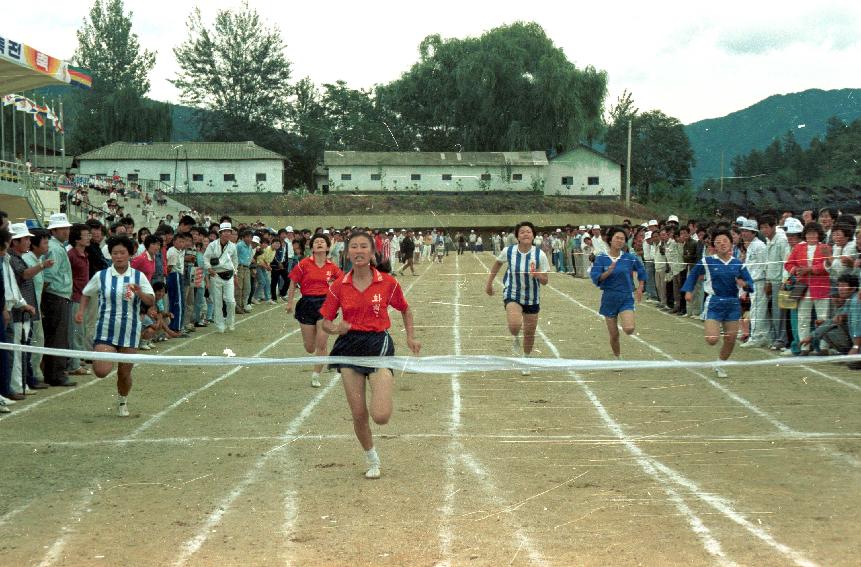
21,229,52,389
203,223,239,333
42,213,77,387
642,230,657,301
739,219,769,348
4,224,40,397
590,225,607,256
760,215,792,349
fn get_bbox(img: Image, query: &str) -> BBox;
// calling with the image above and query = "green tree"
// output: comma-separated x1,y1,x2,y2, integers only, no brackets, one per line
69,0,169,153
380,22,607,152
172,1,292,141
605,107,694,200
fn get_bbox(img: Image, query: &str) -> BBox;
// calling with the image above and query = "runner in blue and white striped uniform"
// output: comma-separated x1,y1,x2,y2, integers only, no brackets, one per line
485,221,549,375
76,236,154,417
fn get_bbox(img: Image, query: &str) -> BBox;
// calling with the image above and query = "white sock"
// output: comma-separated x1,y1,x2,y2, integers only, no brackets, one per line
118,395,128,405
365,447,380,465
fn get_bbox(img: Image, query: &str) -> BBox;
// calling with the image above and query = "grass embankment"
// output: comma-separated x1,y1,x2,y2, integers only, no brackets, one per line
172,193,656,219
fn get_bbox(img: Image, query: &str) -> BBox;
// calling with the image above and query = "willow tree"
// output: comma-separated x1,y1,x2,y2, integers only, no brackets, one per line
380,22,607,152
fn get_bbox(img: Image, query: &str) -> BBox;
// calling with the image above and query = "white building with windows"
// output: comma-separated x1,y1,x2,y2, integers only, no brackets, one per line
77,141,285,193
323,146,621,198
324,151,548,193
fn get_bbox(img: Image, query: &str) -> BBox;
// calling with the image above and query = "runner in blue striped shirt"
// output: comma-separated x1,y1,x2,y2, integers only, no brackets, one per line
485,221,549,375
77,236,154,417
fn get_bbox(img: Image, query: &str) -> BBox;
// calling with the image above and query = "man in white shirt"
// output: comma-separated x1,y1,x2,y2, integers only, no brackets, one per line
203,223,239,333
740,219,769,348
760,215,791,349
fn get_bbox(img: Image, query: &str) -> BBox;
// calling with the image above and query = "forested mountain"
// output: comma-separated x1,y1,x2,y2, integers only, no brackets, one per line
685,88,861,184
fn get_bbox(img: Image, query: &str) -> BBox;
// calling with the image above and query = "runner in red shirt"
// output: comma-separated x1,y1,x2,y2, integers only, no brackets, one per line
320,231,421,479
286,233,343,387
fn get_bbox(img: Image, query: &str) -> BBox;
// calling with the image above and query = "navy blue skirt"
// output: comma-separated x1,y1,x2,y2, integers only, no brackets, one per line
295,295,326,326
329,330,394,376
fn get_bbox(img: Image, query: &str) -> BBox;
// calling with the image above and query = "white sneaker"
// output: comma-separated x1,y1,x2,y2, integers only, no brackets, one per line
0,395,16,405
310,372,321,388
0,402,10,414
228,325,236,331
740,340,766,349
244,306,253,313
139,341,152,351
511,336,521,357
713,366,728,379
117,402,130,417
365,464,381,479
268,300,276,305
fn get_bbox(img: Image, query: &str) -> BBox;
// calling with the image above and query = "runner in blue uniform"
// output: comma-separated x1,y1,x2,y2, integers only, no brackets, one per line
590,226,647,359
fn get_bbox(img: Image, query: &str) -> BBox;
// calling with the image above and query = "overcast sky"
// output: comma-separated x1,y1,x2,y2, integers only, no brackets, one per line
8,0,861,124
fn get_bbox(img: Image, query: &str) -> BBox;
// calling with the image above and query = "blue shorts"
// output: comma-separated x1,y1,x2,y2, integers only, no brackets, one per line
599,291,635,318
704,296,741,322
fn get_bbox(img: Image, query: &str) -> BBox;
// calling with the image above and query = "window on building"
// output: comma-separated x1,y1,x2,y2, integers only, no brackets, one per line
561,176,573,185
512,173,523,181
481,173,491,181
192,174,203,182
160,173,170,182
322,185,330,194
341,173,352,181
255,173,267,182
411,174,421,181
588,176,600,185
371,173,381,181
224,173,236,182
127,173,138,182
442,174,452,181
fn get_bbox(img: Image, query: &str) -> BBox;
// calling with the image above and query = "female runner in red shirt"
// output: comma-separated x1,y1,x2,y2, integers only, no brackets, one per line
286,233,343,387
320,231,421,479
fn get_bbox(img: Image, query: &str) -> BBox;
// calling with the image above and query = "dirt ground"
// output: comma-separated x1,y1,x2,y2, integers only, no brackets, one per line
1,253,859,566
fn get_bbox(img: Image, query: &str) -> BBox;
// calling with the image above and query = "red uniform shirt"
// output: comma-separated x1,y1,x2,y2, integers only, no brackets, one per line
320,268,408,332
289,257,342,297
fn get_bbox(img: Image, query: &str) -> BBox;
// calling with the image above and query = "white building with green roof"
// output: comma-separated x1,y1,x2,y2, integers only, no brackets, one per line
78,141,285,193
323,146,621,198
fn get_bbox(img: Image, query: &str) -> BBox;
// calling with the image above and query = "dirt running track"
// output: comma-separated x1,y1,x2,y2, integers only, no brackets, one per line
1,253,859,566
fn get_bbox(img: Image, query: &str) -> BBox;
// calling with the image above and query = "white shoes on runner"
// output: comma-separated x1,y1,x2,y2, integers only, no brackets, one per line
512,336,521,357
117,401,130,417
310,372,321,388
365,464,381,479
713,366,728,379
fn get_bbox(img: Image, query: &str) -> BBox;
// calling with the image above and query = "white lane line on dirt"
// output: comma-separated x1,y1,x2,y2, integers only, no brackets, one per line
448,255,549,566
620,283,861,393
540,329,821,567
3,430,857,448
128,327,301,439
547,284,861,469
437,256,462,565
173,375,340,567
0,305,279,424
36,489,95,567
0,500,33,528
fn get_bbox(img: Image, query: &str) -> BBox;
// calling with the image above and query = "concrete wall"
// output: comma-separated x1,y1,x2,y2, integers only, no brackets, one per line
327,164,544,193
78,159,284,193
545,148,622,198
237,213,634,232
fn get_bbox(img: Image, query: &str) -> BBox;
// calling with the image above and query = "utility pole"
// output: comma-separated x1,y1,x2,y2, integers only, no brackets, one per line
625,118,632,207
720,150,724,192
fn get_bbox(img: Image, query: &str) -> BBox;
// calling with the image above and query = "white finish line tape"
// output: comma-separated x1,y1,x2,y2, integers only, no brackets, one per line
2,342,861,375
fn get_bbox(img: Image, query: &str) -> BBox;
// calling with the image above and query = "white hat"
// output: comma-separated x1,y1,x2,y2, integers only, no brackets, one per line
10,223,34,239
667,215,679,223
285,225,294,232
782,217,804,234
593,224,601,229
218,222,233,232
47,213,72,230
740,219,758,232
470,229,475,233
644,230,653,239
388,229,394,233
251,235,261,244
578,226,586,230
640,222,648,228
556,228,562,233
648,219,658,226
586,224,593,229
735,216,747,225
